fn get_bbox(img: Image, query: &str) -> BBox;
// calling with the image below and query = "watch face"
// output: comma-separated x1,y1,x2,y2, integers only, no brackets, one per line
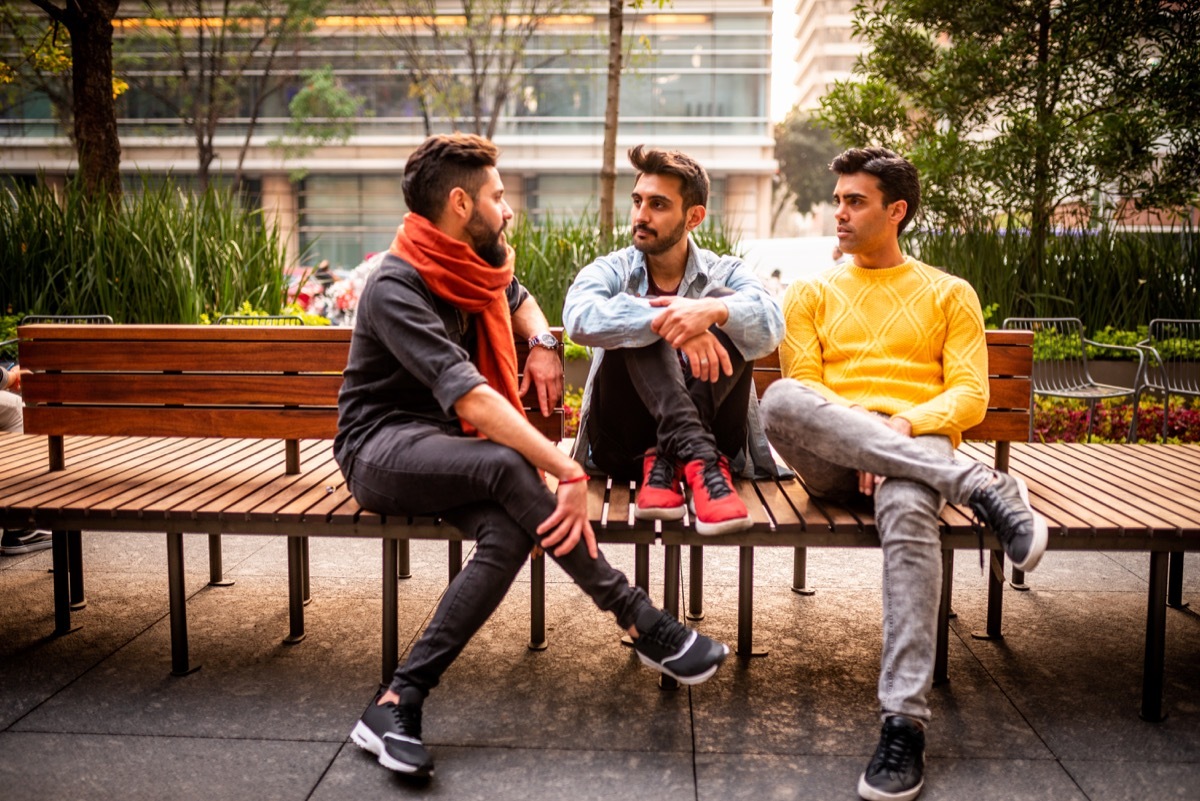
532,333,559,349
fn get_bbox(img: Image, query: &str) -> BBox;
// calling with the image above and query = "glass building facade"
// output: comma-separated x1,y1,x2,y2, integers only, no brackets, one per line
1,1,776,269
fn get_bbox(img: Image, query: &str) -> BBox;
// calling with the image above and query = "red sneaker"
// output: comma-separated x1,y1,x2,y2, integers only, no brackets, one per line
684,456,752,535
635,449,686,521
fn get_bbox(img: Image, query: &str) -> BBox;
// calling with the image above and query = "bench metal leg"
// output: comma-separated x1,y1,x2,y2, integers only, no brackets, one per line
301,536,311,606
791,546,815,595
660,544,681,690
51,531,80,636
283,536,307,645
167,532,198,675
448,541,463,582
1009,566,1029,592
934,549,954,685
1141,552,1169,722
397,539,411,580
529,550,548,651
634,543,650,591
1167,552,1186,609
972,549,1005,640
738,546,768,658
687,545,704,621
206,534,235,587
67,530,86,609
382,539,399,686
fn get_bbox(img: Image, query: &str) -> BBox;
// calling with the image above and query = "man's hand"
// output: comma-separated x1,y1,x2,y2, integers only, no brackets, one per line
856,411,913,496
535,480,598,558
679,331,732,383
649,296,729,348
519,345,564,417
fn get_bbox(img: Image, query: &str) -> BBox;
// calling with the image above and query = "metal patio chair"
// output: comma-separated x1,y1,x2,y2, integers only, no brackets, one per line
1003,317,1143,442
1132,318,1200,443
215,314,304,325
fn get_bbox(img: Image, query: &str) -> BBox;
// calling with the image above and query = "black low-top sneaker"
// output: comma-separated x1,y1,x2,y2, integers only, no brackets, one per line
858,715,925,801
968,472,1049,572
350,697,434,777
0,529,52,555
632,607,728,685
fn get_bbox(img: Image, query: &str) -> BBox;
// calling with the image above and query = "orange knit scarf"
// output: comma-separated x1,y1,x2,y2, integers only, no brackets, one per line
389,212,522,434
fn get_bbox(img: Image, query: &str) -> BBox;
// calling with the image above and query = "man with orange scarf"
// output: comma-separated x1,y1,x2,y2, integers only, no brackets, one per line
335,134,729,779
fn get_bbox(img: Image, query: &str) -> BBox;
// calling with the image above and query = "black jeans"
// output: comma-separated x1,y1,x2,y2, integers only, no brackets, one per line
347,421,652,697
586,326,753,482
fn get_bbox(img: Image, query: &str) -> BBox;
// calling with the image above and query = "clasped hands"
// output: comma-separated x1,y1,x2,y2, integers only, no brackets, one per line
649,296,730,382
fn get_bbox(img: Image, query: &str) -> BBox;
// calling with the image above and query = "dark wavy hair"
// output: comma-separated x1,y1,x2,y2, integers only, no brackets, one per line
628,145,710,210
402,133,500,220
830,147,921,234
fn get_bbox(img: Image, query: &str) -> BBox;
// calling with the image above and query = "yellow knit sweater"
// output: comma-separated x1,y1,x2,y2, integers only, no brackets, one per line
779,257,988,447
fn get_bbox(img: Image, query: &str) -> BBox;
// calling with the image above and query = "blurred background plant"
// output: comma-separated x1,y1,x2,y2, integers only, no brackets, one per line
1,175,291,323
1033,396,1200,444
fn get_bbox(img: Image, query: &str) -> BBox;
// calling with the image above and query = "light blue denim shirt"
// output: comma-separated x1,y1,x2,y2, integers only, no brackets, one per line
563,238,789,478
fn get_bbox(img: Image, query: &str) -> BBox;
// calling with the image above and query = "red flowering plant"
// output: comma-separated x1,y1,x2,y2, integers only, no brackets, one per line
1033,397,1200,443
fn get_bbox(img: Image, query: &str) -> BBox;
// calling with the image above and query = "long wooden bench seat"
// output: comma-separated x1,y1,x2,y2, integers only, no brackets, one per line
3,323,1198,722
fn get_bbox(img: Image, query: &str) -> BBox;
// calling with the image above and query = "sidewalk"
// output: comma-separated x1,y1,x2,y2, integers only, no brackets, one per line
1,532,1198,800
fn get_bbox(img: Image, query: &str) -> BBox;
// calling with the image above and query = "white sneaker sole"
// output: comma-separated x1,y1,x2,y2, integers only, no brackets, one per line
857,771,923,801
634,504,686,521
636,642,729,685
350,720,431,776
694,514,753,536
1009,475,1048,573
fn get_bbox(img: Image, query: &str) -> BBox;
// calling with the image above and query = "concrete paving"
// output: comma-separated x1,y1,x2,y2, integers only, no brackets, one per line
2,532,1198,800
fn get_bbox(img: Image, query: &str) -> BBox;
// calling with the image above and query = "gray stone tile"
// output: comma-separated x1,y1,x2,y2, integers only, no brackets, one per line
313,742,696,801
13,576,440,741
0,731,338,801
1065,759,1200,801
689,584,1049,759
417,580,695,752
951,588,1200,761
696,753,1086,801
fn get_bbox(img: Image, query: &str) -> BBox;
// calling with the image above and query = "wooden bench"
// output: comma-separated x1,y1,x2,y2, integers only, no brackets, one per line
0,322,562,683
3,323,1198,721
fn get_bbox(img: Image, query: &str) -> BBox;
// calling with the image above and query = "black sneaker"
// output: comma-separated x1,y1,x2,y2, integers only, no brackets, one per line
350,696,434,777
858,715,925,801
632,607,728,685
0,529,52,555
967,472,1048,572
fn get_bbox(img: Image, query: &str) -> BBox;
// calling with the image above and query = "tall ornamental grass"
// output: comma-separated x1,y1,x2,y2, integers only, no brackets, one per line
908,220,1199,333
1,177,290,323
509,213,742,327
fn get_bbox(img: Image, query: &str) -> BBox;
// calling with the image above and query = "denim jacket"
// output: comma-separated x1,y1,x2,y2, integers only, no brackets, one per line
563,239,790,479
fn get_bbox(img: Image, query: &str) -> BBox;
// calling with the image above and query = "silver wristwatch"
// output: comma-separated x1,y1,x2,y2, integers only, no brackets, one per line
528,332,561,351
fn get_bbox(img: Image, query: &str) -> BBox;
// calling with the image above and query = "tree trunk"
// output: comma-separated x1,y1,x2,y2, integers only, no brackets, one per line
64,0,122,202
598,0,623,249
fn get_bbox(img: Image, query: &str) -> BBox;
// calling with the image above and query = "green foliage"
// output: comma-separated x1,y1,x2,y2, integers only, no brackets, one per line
270,66,369,181
0,175,291,323
774,108,842,217
198,300,329,326
909,219,1200,331
508,212,742,328
820,0,1200,307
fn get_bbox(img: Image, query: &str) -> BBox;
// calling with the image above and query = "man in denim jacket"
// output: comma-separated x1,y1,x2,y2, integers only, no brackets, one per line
563,146,784,535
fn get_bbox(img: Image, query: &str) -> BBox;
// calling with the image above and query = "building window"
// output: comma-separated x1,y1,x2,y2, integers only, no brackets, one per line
298,174,406,269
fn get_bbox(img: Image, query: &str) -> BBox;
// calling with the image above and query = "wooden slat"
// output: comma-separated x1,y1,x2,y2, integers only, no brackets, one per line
19,339,351,373
962,411,1030,443
23,407,339,440
17,323,353,343
23,373,343,406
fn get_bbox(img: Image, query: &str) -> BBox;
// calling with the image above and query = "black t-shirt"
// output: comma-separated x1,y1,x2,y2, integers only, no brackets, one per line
333,252,528,480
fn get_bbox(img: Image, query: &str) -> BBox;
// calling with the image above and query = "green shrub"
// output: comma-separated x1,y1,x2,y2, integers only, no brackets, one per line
0,175,291,323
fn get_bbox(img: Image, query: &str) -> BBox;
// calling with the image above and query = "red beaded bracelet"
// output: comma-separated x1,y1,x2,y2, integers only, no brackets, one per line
558,473,589,485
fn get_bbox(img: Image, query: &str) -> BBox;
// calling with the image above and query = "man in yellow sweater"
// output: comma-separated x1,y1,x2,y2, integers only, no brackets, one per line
759,147,1048,801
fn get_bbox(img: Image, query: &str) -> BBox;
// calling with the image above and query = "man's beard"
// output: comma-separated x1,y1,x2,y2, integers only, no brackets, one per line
631,218,687,256
467,209,509,267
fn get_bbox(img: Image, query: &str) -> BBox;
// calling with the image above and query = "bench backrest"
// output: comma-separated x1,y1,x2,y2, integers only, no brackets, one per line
752,329,1034,457
17,323,564,470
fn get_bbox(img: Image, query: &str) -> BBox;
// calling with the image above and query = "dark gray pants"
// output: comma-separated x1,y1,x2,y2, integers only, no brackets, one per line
348,421,653,697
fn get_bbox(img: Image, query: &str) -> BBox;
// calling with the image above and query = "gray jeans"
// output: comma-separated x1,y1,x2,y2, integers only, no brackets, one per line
759,380,993,724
